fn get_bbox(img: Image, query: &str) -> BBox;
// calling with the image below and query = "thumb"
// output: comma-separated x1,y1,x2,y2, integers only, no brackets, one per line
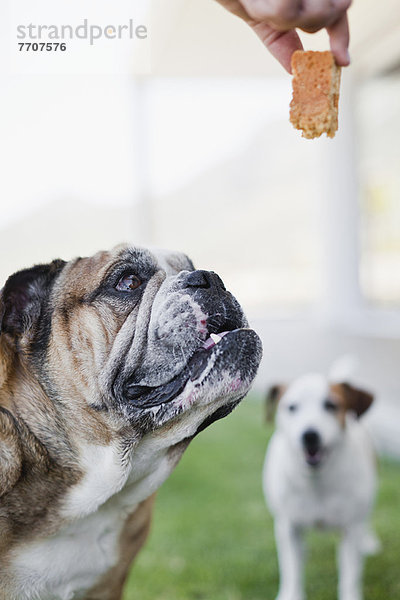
327,12,351,66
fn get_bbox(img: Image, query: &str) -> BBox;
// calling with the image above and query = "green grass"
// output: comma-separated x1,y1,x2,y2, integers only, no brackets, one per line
123,395,400,600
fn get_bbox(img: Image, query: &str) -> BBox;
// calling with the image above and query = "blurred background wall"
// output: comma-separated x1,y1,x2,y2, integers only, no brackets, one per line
1,0,400,454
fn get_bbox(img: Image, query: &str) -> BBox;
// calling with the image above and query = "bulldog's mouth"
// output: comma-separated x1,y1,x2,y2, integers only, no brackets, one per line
124,328,259,409
187,330,230,381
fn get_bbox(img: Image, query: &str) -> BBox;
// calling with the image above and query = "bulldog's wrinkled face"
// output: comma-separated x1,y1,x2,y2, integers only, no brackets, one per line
0,245,262,436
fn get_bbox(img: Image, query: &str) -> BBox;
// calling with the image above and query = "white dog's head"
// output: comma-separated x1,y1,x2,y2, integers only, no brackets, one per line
267,374,374,468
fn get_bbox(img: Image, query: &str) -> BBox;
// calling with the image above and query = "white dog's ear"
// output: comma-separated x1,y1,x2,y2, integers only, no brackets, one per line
340,382,374,418
265,384,286,422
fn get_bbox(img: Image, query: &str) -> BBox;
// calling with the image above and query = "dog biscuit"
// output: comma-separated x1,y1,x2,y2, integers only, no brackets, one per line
290,50,341,139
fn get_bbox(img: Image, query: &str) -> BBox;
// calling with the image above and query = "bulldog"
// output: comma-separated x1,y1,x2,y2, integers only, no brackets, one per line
0,245,262,600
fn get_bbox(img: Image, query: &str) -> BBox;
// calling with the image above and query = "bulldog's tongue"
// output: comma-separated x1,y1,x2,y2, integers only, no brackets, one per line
202,331,229,350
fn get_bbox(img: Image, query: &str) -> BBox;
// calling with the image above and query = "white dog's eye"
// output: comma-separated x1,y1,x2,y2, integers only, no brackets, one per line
288,404,298,413
116,274,142,292
324,398,338,412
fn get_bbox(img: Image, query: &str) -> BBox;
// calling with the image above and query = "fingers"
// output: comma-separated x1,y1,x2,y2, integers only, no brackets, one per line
327,12,351,65
297,0,352,33
214,0,254,22
297,0,339,33
216,0,351,71
252,22,304,72
245,0,351,70
240,0,301,25
240,0,351,33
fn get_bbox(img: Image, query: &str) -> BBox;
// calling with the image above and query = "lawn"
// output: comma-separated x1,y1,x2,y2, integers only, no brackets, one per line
123,395,400,600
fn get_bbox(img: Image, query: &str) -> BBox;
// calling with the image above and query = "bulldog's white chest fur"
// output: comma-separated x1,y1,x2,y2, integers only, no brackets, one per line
10,438,177,600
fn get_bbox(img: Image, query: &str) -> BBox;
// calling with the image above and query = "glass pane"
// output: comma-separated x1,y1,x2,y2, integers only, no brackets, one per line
359,76,400,308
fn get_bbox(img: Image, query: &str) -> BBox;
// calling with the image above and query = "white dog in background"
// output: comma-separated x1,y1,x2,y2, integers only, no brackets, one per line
263,373,380,600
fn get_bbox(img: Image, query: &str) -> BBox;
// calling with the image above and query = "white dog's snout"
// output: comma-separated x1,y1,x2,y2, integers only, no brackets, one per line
301,428,321,448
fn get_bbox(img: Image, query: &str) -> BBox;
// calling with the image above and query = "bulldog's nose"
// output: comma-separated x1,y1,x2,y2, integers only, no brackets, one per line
302,429,321,450
185,270,226,292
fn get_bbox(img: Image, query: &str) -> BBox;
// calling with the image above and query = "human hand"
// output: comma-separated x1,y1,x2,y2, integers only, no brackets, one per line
214,0,351,72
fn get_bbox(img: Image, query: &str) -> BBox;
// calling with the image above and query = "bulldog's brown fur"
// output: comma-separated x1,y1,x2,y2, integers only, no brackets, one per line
0,248,162,598
0,245,262,600
0,249,132,594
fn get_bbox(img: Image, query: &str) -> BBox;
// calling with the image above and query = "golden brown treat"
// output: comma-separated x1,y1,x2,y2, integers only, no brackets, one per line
289,50,341,139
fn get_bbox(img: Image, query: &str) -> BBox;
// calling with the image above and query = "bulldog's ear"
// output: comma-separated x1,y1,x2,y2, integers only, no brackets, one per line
340,382,374,418
0,260,66,337
265,384,286,422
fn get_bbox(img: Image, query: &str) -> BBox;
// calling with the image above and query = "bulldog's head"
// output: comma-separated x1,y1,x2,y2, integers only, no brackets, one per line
0,245,262,439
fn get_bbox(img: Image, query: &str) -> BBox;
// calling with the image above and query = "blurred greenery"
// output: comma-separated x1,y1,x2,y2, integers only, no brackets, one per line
123,395,400,600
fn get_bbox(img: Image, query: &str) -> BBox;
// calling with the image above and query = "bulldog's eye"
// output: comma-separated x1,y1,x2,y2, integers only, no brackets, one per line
288,404,298,413
324,398,338,412
115,274,142,292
